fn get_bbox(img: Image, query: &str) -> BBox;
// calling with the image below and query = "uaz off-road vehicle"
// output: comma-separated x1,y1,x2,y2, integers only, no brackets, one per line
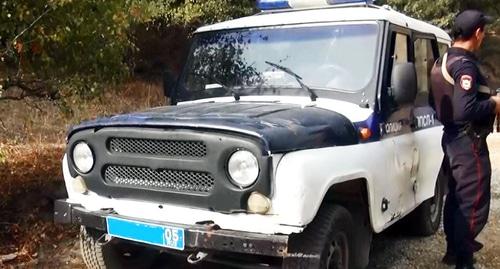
55,0,452,268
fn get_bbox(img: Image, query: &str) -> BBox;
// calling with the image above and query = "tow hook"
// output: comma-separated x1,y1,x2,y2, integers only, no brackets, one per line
187,251,209,264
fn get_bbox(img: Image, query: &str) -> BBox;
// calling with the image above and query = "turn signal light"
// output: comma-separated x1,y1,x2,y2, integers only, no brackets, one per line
72,176,89,194
247,192,272,214
359,128,372,141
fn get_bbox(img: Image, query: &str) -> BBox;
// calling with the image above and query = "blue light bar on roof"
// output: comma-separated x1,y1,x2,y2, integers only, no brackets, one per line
257,0,291,10
327,0,374,4
257,0,374,10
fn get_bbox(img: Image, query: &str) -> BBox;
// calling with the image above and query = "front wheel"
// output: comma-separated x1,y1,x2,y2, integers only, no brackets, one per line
80,226,159,269
407,178,444,236
285,204,354,269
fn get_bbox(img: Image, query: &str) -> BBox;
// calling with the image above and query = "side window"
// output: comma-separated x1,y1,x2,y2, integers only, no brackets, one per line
413,38,436,107
381,31,413,133
385,32,410,114
393,33,409,65
438,43,449,57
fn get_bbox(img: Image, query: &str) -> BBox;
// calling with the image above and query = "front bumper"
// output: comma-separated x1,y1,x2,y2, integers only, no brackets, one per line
54,199,288,258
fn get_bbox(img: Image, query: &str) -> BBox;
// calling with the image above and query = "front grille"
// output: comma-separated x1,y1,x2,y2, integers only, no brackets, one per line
68,127,270,211
109,138,207,158
104,165,214,193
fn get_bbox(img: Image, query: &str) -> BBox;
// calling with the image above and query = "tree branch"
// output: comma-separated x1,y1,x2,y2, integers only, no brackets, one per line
12,8,51,44
0,78,52,101
487,0,500,16
0,118,7,131
0,96,26,101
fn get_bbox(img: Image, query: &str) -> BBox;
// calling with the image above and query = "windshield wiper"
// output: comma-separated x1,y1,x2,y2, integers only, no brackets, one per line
265,61,318,102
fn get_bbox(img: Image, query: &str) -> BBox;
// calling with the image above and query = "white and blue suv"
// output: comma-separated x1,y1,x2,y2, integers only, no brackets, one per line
55,1,451,268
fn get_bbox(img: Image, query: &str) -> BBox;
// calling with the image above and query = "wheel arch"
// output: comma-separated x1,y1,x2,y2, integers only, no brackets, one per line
320,178,374,269
321,178,374,232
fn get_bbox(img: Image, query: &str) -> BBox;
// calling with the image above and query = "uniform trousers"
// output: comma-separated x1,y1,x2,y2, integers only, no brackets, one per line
441,132,491,264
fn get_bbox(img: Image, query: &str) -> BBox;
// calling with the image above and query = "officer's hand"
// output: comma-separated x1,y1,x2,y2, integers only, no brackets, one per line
492,95,500,114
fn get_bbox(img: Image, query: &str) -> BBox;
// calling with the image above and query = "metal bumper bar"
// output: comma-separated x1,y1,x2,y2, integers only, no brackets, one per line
54,199,289,258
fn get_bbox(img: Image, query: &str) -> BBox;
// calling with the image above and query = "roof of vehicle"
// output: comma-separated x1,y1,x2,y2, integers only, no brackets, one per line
196,5,451,43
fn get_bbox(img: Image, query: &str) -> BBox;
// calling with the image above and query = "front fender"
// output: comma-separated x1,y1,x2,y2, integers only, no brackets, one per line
270,143,391,233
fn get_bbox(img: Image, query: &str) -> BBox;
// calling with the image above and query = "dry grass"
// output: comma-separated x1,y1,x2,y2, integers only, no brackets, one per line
0,80,165,145
0,79,165,210
0,79,165,212
0,80,165,262
0,143,68,259
0,144,64,197
66,80,166,131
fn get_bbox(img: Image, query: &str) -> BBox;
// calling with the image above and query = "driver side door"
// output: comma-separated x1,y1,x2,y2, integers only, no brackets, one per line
378,29,418,224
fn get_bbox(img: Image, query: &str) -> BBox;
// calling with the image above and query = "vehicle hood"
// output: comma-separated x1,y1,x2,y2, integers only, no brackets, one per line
69,102,359,153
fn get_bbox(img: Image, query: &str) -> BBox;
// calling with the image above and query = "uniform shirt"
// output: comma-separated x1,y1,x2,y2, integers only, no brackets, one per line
430,47,496,135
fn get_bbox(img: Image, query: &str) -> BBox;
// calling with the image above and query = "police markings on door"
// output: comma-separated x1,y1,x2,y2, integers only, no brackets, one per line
380,113,436,136
415,114,436,129
381,121,404,135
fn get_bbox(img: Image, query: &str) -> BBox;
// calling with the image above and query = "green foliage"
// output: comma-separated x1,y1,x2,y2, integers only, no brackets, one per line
378,0,500,29
0,0,141,99
0,0,257,100
378,0,455,28
142,0,256,27
0,0,497,101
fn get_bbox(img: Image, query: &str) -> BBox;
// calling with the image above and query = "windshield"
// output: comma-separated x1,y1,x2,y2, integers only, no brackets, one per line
177,23,380,102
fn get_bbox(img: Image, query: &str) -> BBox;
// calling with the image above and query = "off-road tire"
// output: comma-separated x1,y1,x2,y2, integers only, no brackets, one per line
285,204,354,269
406,178,444,236
80,226,158,269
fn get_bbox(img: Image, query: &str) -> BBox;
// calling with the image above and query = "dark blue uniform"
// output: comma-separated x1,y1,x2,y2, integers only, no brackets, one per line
430,47,496,265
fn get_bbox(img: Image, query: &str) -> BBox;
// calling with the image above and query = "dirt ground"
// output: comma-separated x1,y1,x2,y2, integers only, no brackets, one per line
3,134,500,269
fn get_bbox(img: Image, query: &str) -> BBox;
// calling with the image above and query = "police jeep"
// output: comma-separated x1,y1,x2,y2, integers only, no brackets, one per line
54,0,452,268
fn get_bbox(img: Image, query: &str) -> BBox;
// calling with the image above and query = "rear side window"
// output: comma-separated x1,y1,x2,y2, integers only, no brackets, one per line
382,32,411,117
414,38,437,107
438,43,449,56
393,33,409,65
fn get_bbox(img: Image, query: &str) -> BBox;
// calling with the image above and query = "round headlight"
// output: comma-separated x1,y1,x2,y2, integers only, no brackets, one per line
72,142,94,173
228,150,259,188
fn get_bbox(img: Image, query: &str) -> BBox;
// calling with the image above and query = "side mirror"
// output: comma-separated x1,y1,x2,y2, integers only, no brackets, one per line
162,68,178,102
391,63,418,105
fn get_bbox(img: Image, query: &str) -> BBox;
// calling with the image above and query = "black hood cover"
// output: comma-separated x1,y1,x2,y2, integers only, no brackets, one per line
69,102,359,153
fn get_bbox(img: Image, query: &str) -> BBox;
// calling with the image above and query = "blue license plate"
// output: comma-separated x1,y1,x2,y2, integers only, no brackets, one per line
106,217,185,250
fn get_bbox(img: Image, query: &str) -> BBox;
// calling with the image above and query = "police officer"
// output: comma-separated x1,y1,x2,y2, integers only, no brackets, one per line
430,10,500,269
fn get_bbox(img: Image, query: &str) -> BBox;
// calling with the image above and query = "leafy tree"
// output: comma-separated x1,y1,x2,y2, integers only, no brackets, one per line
2,0,495,102
378,0,499,29
142,0,255,28
129,0,257,81
378,0,500,87
0,0,257,101
0,0,142,100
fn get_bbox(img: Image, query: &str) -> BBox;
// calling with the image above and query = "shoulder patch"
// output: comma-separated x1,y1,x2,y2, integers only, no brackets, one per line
460,75,473,91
